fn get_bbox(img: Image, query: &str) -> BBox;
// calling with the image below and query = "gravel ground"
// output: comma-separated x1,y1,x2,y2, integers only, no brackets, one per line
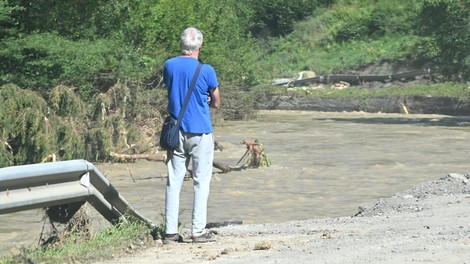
96,173,470,264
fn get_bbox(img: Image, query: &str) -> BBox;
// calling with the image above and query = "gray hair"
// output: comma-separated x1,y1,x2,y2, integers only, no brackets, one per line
180,27,203,55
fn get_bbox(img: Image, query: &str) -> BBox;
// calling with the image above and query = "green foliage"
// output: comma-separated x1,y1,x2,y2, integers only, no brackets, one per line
0,0,21,39
244,0,321,37
142,0,260,84
9,0,128,40
84,128,112,161
0,0,9,21
293,0,419,44
0,84,51,165
327,4,375,42
2,218,151,264
0,32,146,96
1,0,470,166
195,1,260,85
415,0,470,80
261,31,420,80
0,81,165,166
49,86,86,118
0,84,91,166
2,0,469,93
369,0,420,36
256,0,469,83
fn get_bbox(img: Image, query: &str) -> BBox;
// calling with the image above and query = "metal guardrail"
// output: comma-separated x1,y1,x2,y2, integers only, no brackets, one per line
0,159,154,227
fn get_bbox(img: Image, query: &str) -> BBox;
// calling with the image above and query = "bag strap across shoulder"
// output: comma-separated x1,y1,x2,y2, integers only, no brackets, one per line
176,62,203,126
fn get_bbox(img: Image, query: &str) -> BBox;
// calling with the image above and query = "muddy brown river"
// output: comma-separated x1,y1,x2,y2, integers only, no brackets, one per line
1,110,470,255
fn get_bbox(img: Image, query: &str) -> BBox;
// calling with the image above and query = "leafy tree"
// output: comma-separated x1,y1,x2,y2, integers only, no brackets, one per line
193,0,260,84
313,0,420,43
9,0,110,39
244,0,320,37
0,0,21,39
0,32,145,96
140,0,259,84
369,0,420,37
416,0,470,80
0,0,262,93
0,1,153,96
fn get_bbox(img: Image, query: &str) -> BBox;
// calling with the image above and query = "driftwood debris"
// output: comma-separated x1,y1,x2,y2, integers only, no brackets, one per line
109,139,270,174
110,151,236,173
110,152,167,162
41,153,57,163
237,139,271,168
276,69,431,87
41,148,66,163
213,161,231,173
41,203,93,247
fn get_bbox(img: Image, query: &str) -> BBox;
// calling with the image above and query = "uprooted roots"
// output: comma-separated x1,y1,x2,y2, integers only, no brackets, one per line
238,139,271,168
40,202,93,247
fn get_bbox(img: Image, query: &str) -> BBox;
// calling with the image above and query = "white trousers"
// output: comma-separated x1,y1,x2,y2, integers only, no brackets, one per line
165,131,214,237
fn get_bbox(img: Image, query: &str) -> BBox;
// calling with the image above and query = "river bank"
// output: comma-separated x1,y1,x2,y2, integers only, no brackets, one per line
257,94,470,116
96,110,470,264
2,110,470,263
96,173,470,264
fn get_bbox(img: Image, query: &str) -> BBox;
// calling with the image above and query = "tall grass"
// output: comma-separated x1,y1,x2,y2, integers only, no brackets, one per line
255,0,423,81
260,34,420,79
1,219,152,264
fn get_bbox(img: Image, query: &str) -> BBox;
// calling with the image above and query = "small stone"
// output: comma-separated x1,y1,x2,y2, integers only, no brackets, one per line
254,241,272,250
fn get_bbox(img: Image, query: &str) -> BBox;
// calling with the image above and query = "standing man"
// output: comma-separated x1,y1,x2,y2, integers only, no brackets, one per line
162,27,220,244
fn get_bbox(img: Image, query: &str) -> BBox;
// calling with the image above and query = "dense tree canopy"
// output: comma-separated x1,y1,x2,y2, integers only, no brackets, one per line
0,0,469,166
0,0,468,95
417,0,470,80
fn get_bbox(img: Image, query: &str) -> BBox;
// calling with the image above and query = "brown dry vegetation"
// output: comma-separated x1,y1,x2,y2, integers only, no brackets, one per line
0,82,166,167
0,80,258,167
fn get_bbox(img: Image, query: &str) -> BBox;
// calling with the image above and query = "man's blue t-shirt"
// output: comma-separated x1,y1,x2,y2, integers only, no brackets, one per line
163,56,219,134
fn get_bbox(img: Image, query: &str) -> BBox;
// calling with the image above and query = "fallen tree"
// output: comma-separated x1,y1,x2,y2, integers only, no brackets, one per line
108,139,271,174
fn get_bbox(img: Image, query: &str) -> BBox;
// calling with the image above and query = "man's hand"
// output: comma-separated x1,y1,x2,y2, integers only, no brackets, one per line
208,88,220,109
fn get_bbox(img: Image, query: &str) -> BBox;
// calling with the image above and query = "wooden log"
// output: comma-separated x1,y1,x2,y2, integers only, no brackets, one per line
213,161,231,173
110,152,167,162
110,152,245,174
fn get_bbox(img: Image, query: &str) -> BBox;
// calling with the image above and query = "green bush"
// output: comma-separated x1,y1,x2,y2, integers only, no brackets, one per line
0,0,21,39
369,0,420,36
244,0,320,37
415,0,470,80
329,5,374,42
0,84,52,165
0,33,146,97
0,82,165,166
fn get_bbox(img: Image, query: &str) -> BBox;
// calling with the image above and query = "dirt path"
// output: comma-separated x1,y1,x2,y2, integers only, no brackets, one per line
96,173,470,264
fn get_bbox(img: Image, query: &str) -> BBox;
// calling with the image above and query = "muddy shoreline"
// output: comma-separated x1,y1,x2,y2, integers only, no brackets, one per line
2,109,470,263
96,109,470,264
257,95,470,116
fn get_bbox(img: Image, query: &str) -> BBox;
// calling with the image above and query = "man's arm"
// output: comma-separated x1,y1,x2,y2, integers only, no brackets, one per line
208,87,220,109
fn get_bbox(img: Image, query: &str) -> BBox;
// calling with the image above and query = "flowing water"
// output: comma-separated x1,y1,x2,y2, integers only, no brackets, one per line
2,110,470,255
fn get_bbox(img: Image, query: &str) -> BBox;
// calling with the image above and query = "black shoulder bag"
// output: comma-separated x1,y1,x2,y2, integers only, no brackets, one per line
160,63,203,150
